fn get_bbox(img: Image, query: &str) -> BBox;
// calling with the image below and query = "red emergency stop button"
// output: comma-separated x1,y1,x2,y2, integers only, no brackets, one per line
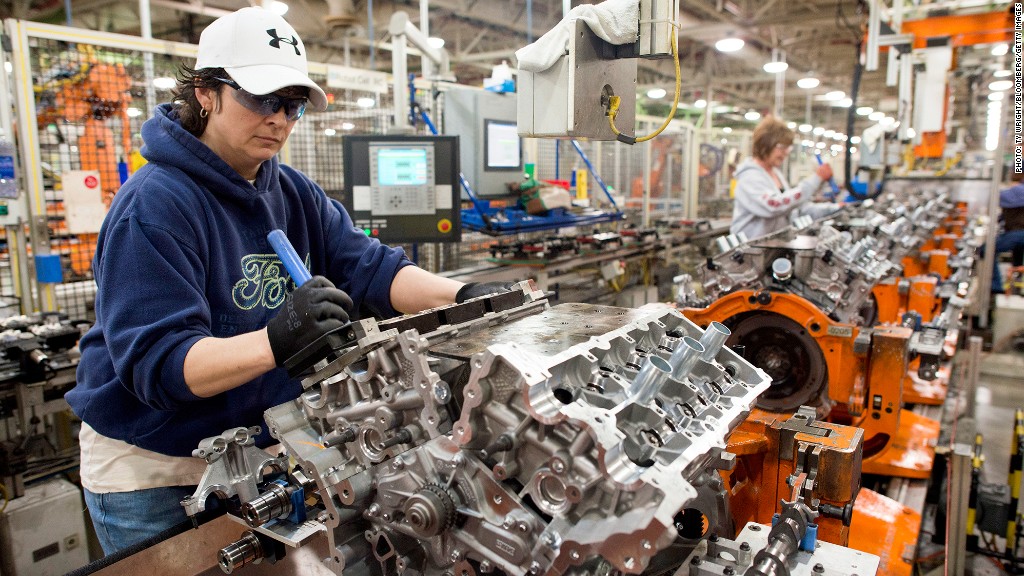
437,219,452,233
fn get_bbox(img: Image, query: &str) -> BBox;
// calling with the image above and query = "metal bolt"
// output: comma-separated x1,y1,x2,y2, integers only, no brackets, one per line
739,542,750,551
503,516,515,529
551,459,566,474
450,550,463,562
528,561,541,574
570,550,580,560
434,382,451,403
479,560,493,573
691,556,702,565
366,504,381,518
813,563,825,573
723,568,735,575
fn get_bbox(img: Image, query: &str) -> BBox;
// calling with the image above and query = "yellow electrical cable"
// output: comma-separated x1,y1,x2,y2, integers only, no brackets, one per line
0,482,8,514
607,23,681,144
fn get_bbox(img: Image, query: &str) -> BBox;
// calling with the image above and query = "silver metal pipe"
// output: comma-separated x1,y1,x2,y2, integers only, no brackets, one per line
632,355,672,404
669,336,704,379
698,322,730,362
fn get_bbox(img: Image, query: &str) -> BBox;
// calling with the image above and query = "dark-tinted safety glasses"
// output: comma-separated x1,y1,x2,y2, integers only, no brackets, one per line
215,77,307,121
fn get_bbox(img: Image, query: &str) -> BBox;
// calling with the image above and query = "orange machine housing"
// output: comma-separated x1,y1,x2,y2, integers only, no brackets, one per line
725,409,862,545
685,290,938,479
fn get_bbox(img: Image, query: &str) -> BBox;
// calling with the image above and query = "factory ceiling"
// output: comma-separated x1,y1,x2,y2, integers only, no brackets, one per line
3,0,1014,142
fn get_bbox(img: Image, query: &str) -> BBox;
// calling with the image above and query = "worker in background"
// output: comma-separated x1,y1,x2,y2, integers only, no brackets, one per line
730,116,834,239
65,7,510,556
991,170,1024,293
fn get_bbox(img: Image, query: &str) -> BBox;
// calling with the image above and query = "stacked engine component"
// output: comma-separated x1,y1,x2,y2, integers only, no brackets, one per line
488,227,660,263
0,313,83,385
183,283,775,575
681,217,900,326
677,193,978,480
679,192,960,315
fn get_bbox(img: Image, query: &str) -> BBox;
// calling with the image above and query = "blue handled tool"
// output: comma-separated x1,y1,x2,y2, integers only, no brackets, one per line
267,229,312,286
815,152,841,200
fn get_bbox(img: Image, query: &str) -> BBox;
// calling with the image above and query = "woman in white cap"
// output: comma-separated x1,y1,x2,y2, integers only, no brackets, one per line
65,6,508,554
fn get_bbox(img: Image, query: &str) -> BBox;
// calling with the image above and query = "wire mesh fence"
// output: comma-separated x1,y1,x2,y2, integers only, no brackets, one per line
8,20,730,318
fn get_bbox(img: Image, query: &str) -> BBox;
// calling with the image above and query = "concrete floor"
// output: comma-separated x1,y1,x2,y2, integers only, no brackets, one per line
965,353,1024,575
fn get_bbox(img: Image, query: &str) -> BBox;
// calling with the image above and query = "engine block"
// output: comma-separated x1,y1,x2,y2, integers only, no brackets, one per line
184,284,771,575
680,193,959,324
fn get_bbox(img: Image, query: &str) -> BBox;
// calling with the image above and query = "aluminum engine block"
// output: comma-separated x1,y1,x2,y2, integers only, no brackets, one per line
679,193,961,323
185,284,771,576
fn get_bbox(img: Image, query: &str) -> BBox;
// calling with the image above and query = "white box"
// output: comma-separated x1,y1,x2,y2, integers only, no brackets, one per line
0,478,90,576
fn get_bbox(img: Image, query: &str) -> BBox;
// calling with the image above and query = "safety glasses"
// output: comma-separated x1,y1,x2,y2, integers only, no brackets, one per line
215,77,307,121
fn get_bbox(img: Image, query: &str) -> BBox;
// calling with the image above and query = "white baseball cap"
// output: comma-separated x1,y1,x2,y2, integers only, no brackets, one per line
195,7,328,111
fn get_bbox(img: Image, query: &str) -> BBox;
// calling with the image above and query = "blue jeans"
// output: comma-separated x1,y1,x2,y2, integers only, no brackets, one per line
992,229,1024,293
83,485,196,555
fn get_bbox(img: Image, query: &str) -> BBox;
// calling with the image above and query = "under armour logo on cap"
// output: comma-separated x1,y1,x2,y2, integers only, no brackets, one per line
266,29,301,56
194,6,329,111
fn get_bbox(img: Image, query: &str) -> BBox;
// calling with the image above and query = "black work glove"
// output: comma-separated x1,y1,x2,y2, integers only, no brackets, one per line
267,276,353,366
455,281,518,304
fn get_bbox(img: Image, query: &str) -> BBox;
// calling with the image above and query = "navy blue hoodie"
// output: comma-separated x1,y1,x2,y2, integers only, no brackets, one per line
66,104,411,457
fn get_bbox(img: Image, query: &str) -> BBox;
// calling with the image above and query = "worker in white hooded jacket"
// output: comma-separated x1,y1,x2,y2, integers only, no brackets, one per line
730,117,834,239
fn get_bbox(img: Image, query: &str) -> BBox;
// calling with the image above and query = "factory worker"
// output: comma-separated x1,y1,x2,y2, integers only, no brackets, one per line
730,116,834,239
992,170,1024,293
65,6,509,555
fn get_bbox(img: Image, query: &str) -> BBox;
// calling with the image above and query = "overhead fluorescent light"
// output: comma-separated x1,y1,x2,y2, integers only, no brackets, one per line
715,37,745,52
763,61,789,74
797,76,820,89
646,87,667,99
